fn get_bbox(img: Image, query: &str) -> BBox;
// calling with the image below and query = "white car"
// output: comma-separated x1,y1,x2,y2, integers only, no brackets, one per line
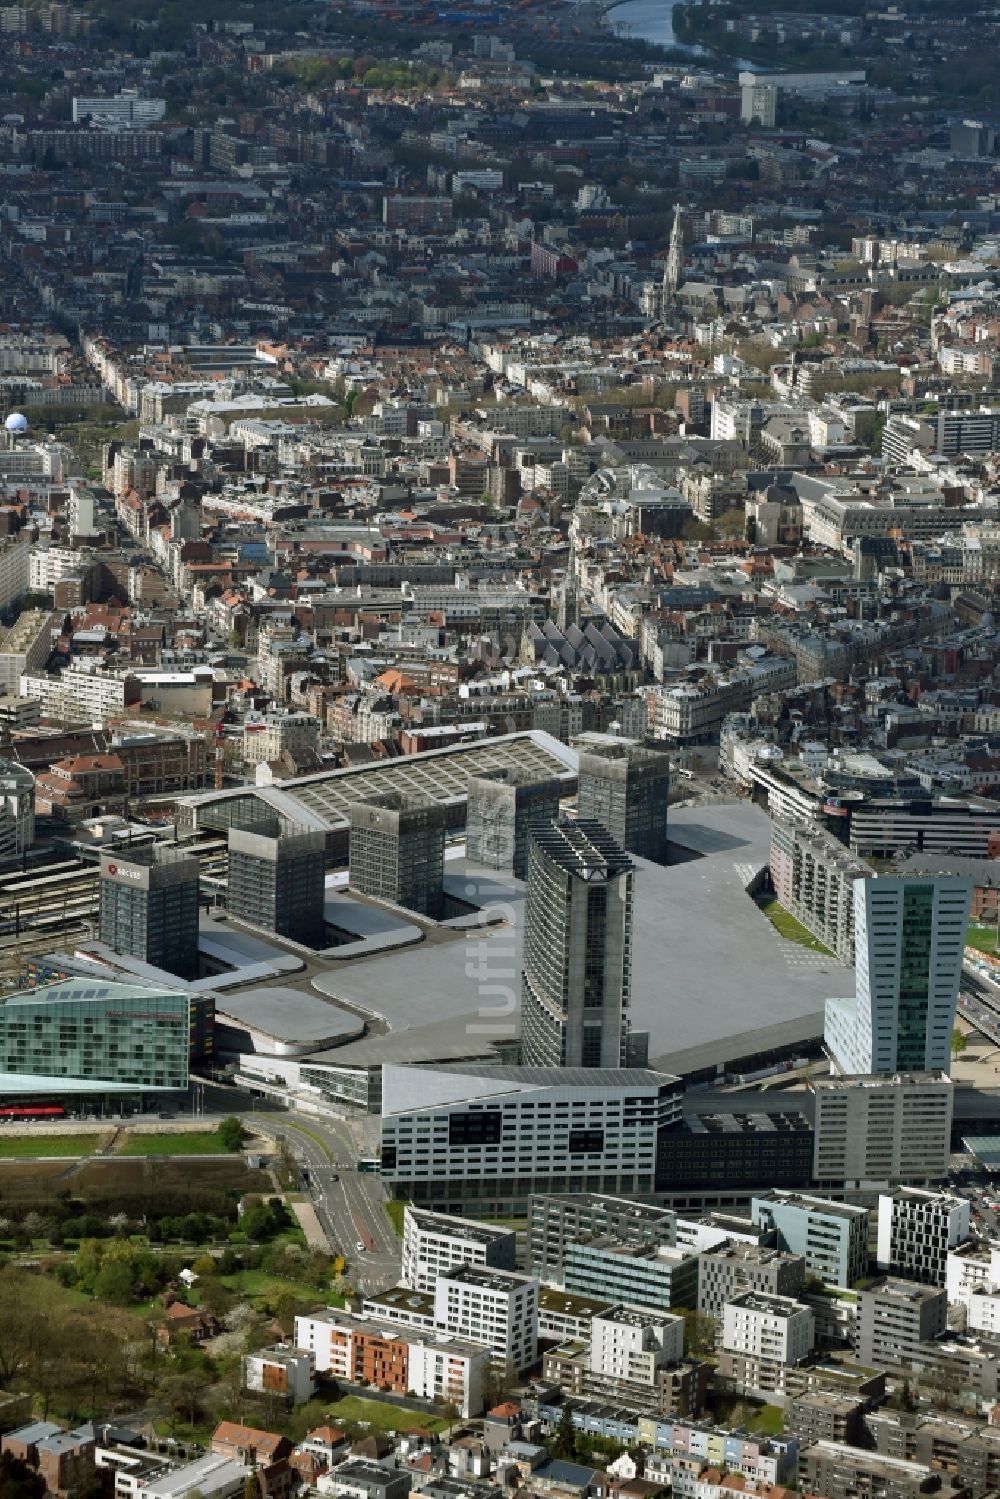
355,1240,365,1253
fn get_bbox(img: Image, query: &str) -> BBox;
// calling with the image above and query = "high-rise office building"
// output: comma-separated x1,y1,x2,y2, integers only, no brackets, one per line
349,792,446,919
824,876,971,1076
520,815,641,1069
811,1072,953,1189
227,824,326,944
577,743,670,862
99,846,200,978
465,767,561,878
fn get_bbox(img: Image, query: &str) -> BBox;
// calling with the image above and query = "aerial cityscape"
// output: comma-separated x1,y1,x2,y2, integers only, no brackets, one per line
0,0,998,1492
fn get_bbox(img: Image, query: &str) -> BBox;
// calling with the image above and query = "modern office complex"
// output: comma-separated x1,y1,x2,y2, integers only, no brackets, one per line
876,1188,970,1288
824,875,972,1075
401,1206,518,1293
751,1191,869,1289
464,767,561,877
811,1072,953,1188
0,978,192,1096
348,792,446,919
226,823,326,944
520,815,642,1069
379,1062,683,1216
576,742,670,862
98,845,200,979
848,796,1000,861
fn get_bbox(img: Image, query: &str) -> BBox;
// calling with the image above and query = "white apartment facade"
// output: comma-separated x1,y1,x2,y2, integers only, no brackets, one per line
590,1306,684,1383
722,1293,815,1365
401,1206,517,1293
433,1266,539,1373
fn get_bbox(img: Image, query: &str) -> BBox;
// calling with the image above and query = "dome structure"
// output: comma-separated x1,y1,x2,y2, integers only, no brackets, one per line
4,413,28,435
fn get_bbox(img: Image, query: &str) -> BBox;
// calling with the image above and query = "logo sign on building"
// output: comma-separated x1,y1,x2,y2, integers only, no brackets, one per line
106,862,144,882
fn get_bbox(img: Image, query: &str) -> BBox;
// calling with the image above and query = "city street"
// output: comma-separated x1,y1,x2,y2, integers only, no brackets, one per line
244,1108,400,1291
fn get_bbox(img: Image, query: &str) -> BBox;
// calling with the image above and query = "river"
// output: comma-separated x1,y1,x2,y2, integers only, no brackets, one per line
607,0,755,69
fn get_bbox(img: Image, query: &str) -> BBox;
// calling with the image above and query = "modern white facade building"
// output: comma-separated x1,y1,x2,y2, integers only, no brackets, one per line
825,876,972,1075
590,1306,684,1383
379,1062,683,1216
432,1265,539,1373
721,1292,815,1365
405,1334,487,1417
876,1189,970,1288
400,1206,517,1293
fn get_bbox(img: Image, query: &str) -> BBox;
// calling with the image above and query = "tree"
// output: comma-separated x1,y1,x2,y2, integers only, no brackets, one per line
94,1259,135,1306
552,1402,576,1459
160,1369,204,1432
218,1118,247,1153
0,1270,59,1386
0,1451,46,1499
244,1475,262,1499
951,1028,968,1058
681,1309,717,1358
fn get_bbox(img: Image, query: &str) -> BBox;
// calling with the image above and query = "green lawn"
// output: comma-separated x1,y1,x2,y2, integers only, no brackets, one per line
326,1395,446,1434
757,898,834,956
218,1268,345,1307
0,1134,103,1158
385,1201,406,1238
968,924,999,957
755,1404,785,1436
118,1130,237,1156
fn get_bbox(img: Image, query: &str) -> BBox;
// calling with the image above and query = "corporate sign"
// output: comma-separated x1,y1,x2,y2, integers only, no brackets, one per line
105,860,148,886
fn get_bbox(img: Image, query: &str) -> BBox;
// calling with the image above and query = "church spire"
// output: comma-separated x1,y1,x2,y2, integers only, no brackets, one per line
664,202,683,302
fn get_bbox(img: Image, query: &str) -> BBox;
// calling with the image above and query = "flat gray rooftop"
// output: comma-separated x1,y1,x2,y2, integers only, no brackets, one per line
215,986,363,1046
311,802,853,1072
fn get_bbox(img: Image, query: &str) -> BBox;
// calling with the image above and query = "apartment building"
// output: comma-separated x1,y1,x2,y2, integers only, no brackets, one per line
718,1292,815,1399
800,1440,956,1499
293,1309,486,1418
243,1347,316,1405
876,1189,970,1288
751,1192,869,1289
698,1242,806,1323
590,1305,685,1380
769,817,869,964
433,1266,538,1374
0,609,57,696
855,1279,948,1371
400,1207,517,1293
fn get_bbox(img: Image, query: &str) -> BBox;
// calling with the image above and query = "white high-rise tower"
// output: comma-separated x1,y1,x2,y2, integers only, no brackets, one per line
824,875,972,1076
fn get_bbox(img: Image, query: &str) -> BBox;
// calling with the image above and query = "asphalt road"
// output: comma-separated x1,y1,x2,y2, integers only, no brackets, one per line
245,1109,400,1291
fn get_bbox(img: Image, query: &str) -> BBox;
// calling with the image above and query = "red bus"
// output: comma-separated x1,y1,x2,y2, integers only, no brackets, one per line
0,1104,66,1120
